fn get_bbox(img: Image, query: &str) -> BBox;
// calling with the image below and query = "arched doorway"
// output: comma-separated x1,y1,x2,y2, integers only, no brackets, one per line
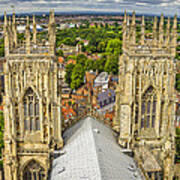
23,160,45,180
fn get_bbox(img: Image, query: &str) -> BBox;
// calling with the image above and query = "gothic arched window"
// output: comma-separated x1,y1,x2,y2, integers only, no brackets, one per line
23,88,40,131
23,160,45,180
141,86,157,129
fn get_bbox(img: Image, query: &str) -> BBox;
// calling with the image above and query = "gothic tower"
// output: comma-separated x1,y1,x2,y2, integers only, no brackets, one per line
113,12,177,179
3,11,63,180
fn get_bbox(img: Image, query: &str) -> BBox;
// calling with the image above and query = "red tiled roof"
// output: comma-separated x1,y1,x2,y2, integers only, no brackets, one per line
105,112,115,120
67,59,76,65
58,57,64,63
0,106,3,111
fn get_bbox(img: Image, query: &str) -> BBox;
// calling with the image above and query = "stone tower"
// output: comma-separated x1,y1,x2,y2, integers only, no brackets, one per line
3,11,63,180
113,12,177,179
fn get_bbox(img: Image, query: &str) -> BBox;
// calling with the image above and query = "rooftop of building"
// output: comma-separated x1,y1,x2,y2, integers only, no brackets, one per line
94,72,109,86
97,89,115,102
50,116,144,180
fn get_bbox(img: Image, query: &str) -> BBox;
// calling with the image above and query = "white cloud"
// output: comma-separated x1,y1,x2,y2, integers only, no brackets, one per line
0,0,179,16
135,2,148,6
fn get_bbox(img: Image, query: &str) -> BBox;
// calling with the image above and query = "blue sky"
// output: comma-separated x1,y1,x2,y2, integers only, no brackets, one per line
0,0,179,16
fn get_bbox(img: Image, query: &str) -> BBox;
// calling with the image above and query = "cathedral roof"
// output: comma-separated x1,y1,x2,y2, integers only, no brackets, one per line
50,117,144,180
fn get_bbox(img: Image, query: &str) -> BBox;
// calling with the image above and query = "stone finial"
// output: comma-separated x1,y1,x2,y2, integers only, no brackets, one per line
25,16,31,54
127,15,130,26
8,16,13,50
52,9,55,24
33,15,37,44
12,12,17,47
49,10,55,25
4,11,7,27
48,10,56,55
173,14,177,30
123,10,127,49
132,11,136,26
126,15,130,42
141,16,145,45
123,10,127,24
4,11,9,56
153,16,157,45
8,16,11,27
159,13,164,47
165,17,170,46
130,11,136,44
171,14,177,56
26,15,30,28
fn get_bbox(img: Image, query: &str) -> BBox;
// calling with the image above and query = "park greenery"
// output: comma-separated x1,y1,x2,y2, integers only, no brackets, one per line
57,23,122,89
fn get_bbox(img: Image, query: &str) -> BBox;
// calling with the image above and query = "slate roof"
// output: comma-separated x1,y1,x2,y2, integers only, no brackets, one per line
97,89,115,103
50,117,144,180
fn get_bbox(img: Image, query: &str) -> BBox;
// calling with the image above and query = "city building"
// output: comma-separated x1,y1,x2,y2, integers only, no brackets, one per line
94,72,109,91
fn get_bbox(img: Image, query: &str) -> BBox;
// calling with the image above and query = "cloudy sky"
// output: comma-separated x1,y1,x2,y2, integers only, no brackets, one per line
0,0,179,16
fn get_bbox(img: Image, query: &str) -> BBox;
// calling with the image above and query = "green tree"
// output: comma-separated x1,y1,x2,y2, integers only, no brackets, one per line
105,23,109,29
104,55,119,75
94,55,107,73
97,41,106,53
71,64,85,89
85,59,94,71
62,37,74,46
76,54,87,66
114,22,119,28
56,49,64,57
65,63,75,85
67,55,77,61
106,39,122,56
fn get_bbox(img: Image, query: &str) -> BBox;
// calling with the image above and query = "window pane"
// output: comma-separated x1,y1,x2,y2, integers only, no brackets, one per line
146,116,150,128
24,119,28,130
35,103,39,116
141,101,145,114
135,105,138,123
147,101,151,114
29,102,33,116
36,118,40,130
30,118,33,131
24,102,27,116
141,117,144,128
153,101,156,113
152,115,155,128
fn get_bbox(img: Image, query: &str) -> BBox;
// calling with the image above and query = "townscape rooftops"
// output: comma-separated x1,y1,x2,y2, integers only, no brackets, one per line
97,89,115,103
50,116,144,180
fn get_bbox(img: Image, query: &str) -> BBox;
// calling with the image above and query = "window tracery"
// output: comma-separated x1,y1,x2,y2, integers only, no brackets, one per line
141,86,157,129
23,160,45,180
23,88,40,131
